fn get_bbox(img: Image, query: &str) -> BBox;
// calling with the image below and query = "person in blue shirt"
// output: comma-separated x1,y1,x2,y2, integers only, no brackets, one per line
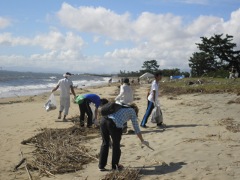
79,94,108,128
98,104,149,171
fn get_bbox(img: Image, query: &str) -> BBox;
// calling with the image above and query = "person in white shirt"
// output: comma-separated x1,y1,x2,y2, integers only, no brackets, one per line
115,78,133,105
52,72,76,121
115,78,133,133
140,71,162,128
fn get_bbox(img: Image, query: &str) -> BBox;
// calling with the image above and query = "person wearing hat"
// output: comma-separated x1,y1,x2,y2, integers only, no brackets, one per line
52,72,76,121
115,77,133,133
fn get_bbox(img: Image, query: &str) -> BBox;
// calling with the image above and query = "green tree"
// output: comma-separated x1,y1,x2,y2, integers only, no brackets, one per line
141,60,160,74
189,34,240,77
189,52,219,76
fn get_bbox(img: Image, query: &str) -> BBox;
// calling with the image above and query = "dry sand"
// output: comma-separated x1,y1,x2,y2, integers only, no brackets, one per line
0,83,240,180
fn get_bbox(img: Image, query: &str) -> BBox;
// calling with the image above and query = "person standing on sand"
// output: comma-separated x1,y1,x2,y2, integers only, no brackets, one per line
78,94,108,128
115,78,133,105
140,71,163,128
98,104,149,171
52,72,76,121
115,77,133,133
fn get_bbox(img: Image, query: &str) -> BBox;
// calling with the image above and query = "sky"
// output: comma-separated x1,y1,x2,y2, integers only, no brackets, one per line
0,0,240,74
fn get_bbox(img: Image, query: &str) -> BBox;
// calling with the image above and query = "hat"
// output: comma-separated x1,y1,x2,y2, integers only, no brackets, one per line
63,72,74,77
123,78,129,83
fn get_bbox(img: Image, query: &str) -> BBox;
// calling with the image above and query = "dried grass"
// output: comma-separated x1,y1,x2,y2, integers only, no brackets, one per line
227,97,240,104
218,118,240,133
21,125,100,176
101,167,141,180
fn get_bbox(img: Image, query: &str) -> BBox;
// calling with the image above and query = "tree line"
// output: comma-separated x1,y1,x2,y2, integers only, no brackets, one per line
118,60,190,77
118,34,239,78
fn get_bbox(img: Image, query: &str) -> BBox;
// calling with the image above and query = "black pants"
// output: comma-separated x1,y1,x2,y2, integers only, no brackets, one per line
99,117,122,169
79,99,93,127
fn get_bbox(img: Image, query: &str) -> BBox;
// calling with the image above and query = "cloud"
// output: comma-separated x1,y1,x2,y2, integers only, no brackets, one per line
0,30,85,51
33,31,85,51
1,4,240,73
0,17,11,29
175,0,209,5
57,3,132,40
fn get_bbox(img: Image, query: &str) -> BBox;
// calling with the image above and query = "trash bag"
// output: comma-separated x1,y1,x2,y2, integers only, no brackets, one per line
151,105,163,124
44,93,57,111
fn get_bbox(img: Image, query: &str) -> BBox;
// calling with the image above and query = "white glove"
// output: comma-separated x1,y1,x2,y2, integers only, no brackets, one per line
141,140,149,147
141,140,154,151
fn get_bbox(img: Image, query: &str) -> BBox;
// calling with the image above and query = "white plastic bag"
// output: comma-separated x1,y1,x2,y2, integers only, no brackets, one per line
90,103,98,125
151,105,163,123
44,93,57,112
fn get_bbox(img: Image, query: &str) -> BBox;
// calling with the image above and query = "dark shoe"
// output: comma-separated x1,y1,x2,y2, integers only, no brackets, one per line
99,167,108,172
122,126,128,133
112,164,124,171
80,123,84,127
157,123,162,126
140,125,148,128
87,125,92,128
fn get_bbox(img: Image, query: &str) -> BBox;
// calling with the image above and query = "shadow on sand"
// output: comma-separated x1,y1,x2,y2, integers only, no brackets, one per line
140,123,208,134
137,161,187,176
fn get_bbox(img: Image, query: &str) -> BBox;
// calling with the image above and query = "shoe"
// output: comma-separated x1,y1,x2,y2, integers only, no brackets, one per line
63,118,67,122
99,167,108,172
140,125,148,128
157,123,166,128
112,164,124,171
87,125,92,128
122,126,128,133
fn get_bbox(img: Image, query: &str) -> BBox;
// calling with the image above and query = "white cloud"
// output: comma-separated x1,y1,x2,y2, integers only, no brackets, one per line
0,17,11,29
1,4,240,73
57,3,132,40
175,0,209,5
33,31,85,51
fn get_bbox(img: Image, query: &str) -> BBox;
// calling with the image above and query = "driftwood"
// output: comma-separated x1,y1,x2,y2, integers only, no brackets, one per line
101,167,141,180
20,150,33,180
21,125,100,176
14,157,26,171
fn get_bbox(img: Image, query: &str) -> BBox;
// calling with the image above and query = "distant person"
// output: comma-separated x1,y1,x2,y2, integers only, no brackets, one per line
78,94,108,128
52,72,76,121
108,78,112,83
98,104,149,171
115,78,133,133
140,71,163,128
229,66,236,79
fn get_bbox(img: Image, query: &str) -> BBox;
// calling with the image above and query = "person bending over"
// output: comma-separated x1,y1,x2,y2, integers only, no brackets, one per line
78,93,108,128
98,104,149,171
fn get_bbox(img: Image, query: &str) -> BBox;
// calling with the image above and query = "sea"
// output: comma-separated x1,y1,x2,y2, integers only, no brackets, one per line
0,70,112,98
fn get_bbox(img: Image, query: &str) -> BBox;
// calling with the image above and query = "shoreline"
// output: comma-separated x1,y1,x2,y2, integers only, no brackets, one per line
1,83,240,179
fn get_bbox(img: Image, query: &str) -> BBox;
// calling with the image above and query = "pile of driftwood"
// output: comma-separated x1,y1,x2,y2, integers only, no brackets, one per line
20,125,100,176
218,118,240,133
101,168,141,180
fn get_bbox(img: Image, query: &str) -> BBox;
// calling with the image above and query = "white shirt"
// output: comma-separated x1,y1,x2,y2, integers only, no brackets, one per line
115,83,133,104
57,78,73,98
148,80,159,103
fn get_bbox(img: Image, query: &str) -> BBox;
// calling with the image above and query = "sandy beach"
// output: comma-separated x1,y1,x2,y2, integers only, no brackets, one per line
0,82,240,180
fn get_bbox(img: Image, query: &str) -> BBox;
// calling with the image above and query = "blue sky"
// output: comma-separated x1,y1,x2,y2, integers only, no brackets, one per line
0,0,240,73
